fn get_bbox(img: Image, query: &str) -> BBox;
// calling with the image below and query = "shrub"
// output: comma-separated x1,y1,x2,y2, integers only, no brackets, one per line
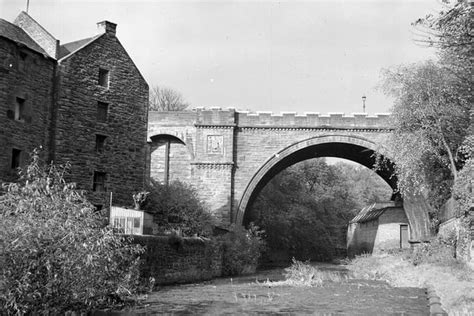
410,236,458,266
0,151,144,314
284,258,345,286
142,180,215,237
219,224,266,276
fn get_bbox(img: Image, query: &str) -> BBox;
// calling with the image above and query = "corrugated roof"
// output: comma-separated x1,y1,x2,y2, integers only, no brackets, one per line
58,34,102,59
0,18,48,56
350,202,396,223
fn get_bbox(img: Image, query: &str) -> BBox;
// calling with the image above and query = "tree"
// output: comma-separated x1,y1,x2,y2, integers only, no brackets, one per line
149,86,189,111
380,61,470,210
141,180,215,237
247,159,392,263
0,151,144,314
413,0,473,86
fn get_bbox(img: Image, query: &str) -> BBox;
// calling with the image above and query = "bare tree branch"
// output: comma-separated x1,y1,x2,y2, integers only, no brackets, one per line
149,86,189,111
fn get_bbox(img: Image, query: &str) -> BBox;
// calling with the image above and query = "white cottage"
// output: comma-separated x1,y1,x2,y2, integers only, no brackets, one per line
347,202,410,256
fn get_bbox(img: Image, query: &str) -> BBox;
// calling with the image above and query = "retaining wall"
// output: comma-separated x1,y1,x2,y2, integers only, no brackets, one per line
131,235,223,285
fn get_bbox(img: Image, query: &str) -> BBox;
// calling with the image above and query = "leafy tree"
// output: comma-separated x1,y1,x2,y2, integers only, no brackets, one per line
380,61,470,209
413,0,473,86
149,86,189,111
384,1,472,210
141,180,215,237
0,151,144,314
219,224,266,276
248,159,392,263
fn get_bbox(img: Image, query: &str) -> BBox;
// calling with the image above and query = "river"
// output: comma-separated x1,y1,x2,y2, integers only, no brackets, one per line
125,263,429,315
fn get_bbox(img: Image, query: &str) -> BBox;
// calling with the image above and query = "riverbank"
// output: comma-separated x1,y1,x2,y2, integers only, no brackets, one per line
132,265,428,315
345,253,474,315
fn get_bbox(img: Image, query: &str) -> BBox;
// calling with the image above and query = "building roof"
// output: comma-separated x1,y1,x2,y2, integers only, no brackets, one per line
0,18,49,56
58,34,102,60
350,202,397,224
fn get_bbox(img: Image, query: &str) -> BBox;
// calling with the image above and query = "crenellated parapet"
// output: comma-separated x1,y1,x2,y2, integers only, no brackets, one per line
189,107,392,130
194,107,237,127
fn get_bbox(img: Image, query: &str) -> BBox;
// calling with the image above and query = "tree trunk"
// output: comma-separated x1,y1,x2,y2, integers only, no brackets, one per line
439,132,458,181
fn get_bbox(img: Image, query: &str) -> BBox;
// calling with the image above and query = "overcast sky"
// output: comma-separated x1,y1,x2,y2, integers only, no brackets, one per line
2,0,439,114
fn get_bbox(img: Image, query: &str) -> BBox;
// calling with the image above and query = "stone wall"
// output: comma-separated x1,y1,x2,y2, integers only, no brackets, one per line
54,26,149,207
347,207,409,256
0,36,55,183
131,235,223,285
374,207,410,251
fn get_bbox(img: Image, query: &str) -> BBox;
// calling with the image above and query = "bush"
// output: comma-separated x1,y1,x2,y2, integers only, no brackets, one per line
0,151,144,314
142,180,215,237
410,236,458,266
219,224,266,276
282,258,345,286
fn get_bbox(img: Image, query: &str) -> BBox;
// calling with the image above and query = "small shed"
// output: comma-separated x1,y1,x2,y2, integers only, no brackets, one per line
109,206,154,235
347,202,410,256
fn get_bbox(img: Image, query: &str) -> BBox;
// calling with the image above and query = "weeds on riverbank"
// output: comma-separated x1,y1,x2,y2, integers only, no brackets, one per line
259,258,347,287
346,252,474,315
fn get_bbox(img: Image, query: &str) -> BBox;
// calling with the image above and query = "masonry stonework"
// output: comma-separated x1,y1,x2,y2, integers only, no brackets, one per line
1,13,148,207
55,25,148,207
0,31,55,183
148,108,432,240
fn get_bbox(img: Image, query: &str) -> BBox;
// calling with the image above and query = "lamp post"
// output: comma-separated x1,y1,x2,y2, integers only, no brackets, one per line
362,95,366,113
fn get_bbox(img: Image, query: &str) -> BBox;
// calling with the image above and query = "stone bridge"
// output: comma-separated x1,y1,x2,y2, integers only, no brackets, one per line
147,108,431,240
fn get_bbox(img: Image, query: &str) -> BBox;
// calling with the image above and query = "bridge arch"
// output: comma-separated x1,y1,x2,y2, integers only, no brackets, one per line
236,134,396,225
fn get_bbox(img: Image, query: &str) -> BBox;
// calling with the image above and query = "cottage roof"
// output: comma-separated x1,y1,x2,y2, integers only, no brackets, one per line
58,34,102,60
0,18,49,56
350,202,396,224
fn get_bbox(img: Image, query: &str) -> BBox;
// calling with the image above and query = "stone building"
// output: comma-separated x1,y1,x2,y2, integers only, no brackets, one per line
0,12,149,207
347,201,410,256
0,17,56,183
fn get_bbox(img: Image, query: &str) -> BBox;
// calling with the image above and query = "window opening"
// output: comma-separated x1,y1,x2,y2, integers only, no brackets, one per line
18,52,27,72
97,102,108,122
15,97,25,121
11,149,21,169
95,134,107,152
98,68,109,88
93,171,106,192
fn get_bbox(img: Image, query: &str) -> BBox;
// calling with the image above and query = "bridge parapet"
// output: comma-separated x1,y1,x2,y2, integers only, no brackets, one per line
236,111,392,129
150,108,392,130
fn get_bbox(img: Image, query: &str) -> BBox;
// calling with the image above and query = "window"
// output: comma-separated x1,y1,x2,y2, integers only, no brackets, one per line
93,171,106,192
95,134,107,153
14,97,25,121
98,68,109,88
134,218,140,228
18,51,27,72
11,149,21,169
97,102,108,122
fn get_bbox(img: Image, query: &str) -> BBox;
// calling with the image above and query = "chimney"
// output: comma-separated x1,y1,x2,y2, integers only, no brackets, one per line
97,21,117,35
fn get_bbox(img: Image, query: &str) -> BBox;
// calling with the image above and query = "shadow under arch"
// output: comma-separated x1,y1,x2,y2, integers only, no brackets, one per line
236,134,397,225
149,133,194,159
149,133,194,185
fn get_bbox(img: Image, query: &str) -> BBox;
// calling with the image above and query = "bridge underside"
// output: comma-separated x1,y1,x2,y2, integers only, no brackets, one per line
239,141,397,226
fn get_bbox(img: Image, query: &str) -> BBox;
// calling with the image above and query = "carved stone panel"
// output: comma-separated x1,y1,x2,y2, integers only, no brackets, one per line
207,135,224,154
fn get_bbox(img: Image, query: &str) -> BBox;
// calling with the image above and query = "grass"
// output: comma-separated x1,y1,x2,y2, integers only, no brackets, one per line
259,258,347,287
345,251,474,315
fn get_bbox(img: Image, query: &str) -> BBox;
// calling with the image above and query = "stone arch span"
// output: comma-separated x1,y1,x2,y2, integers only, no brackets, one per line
236,134,396,225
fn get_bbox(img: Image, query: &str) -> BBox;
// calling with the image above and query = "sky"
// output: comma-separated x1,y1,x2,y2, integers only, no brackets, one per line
1,0,440,115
